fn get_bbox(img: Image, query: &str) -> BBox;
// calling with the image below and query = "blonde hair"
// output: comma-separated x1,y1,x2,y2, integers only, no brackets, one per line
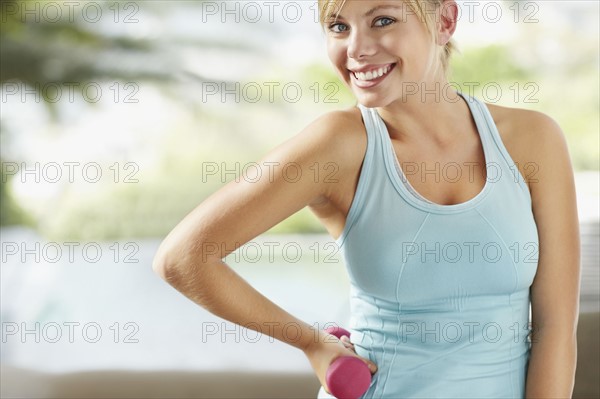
317,0,458,81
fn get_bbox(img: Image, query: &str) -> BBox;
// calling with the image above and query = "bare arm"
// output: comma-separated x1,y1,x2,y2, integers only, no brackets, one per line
524,112,581,398
152,111,354,353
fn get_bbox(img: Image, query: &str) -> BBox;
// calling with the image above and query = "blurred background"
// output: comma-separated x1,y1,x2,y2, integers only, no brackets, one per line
1,0,598,398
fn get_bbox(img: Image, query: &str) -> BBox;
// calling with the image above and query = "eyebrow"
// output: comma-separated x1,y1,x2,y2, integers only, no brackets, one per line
327,4,404,20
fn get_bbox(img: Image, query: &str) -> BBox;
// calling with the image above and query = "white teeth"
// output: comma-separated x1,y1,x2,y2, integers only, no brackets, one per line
353,65,392,81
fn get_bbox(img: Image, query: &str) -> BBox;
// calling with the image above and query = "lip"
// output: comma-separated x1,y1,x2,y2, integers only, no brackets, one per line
349,63,396,89
348,63,395,74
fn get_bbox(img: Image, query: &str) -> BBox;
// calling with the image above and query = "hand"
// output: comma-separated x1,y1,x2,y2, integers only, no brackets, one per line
340,335,356,353
303,330,378,395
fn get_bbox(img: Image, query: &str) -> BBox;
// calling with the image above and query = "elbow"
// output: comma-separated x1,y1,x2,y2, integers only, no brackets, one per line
152,239,184,282
152,250,188,285
152,243,210,283
152,249,172,281
152,231,218,283
152,232,189,281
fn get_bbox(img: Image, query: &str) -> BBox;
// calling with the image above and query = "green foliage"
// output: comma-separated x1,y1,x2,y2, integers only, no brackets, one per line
0,0,173,90
0,120,34,227
0,162,35,227
450,44,530,84
2,3,597,237
449,44,599,172
266,208,326,235
297,63,356,107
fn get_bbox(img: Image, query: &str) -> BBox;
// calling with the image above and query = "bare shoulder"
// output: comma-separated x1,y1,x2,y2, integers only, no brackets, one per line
483,102,570,192
485,102,565,146
300,106,368,234
307,106,365,149
302,105,367,185
269,105,365,195
486,103,564,152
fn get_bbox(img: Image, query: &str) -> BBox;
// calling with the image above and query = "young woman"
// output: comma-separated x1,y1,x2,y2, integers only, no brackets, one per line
152,0,581,397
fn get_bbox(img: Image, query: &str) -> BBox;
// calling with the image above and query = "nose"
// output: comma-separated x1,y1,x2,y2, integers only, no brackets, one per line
347,30,377,60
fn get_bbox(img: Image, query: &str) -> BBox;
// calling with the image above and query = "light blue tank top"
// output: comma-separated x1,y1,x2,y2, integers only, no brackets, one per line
318,92,539,398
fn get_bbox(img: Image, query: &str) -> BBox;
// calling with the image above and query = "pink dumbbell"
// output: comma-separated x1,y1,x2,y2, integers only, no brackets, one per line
324,326,372,399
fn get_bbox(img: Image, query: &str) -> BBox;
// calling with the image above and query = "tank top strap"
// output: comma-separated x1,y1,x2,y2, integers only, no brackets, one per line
459,93,531,199
335,104,380,247
457,92,499,164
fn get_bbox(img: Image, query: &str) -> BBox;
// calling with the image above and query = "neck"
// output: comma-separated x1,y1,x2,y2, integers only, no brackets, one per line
375,84,467,145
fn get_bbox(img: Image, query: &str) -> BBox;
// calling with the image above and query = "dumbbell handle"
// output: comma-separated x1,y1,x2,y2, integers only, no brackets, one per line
323,326,372,399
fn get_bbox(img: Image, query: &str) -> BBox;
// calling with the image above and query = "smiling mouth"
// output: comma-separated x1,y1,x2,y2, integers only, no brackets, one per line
350,63,396,82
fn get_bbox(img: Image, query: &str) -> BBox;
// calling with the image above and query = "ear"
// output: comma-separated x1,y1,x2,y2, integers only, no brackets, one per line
437,0,458,45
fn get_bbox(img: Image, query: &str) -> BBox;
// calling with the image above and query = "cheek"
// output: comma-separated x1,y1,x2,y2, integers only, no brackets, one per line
383,37,428,69
327,42,347,71
326,40,340,59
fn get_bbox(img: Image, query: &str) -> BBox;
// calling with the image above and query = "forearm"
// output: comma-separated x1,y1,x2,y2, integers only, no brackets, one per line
525,329,577,398
159,258,319,352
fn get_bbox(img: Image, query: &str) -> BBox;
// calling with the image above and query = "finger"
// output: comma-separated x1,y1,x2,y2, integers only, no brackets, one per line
365,360,378,373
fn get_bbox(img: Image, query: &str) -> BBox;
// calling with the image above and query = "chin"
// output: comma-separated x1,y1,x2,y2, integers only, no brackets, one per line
353,94,392,109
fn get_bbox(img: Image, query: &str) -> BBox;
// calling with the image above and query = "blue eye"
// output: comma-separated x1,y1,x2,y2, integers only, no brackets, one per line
374,17,395,27
328,22,348,33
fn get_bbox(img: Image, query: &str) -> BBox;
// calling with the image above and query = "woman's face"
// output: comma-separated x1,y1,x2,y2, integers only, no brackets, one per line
325,0,437,108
